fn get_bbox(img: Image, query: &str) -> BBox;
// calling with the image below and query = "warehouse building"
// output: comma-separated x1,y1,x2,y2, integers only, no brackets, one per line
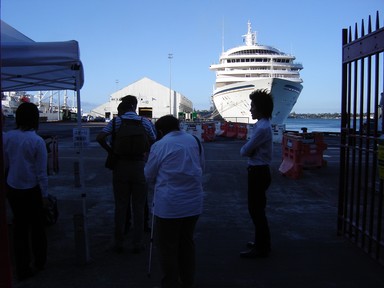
90,77,193,120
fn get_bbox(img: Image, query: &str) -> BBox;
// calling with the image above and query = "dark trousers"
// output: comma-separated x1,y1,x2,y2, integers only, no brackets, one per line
247,165,271,252
125,196,150,232
113,160,147,247
7,185,47,278
156,215,199,288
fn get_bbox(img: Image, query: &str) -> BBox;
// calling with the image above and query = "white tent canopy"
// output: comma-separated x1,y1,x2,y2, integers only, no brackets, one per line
1,20,84,92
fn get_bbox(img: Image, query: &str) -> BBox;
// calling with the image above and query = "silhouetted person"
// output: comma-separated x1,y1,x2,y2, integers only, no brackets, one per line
5,102,49,280
240,89,273,258
96,95,156,253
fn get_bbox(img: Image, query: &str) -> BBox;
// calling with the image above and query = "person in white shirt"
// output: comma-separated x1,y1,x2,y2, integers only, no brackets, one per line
4,102,48,280
145,115,204,288
240,89,273,259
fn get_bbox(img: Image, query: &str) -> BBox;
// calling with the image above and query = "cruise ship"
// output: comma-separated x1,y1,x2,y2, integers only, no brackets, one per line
210,21,303,125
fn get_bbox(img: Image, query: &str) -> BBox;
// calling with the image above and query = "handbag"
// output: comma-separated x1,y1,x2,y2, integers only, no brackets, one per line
45,194,58,226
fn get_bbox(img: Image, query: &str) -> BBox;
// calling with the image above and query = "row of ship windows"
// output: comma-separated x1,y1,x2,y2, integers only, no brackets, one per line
219,74,300,80
220,67,300,73
231,49,280,55
225,58,291,63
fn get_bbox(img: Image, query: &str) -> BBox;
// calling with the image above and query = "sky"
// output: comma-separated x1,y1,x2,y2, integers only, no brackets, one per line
1,0,383,113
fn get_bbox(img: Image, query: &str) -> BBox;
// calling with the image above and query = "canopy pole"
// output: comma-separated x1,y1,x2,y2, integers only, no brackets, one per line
73,88,90,264
0,99,14,287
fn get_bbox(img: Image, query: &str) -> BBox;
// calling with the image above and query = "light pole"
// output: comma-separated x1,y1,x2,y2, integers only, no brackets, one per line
168,53,173,115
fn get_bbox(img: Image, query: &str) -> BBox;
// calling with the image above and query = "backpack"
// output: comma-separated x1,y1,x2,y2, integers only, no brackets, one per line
113,117,150,159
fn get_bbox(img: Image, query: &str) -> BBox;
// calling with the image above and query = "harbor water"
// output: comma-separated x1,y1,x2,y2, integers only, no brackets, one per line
284,118,341,133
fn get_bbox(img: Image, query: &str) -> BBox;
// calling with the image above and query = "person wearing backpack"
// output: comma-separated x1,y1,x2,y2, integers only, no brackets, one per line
96,95,156,253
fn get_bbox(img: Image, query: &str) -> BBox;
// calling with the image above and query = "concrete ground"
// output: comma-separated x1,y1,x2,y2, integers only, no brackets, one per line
4,121,384,288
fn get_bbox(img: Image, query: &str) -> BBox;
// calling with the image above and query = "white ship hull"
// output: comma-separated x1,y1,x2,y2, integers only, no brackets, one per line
212,78,303,124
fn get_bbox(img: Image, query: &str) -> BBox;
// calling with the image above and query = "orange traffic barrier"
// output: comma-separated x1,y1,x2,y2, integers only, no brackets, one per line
279,131,327,179
217,121,227,137
279,134,303,179
202,122,216,142
225,122,237,138
236,123,248,140
299,132,327,168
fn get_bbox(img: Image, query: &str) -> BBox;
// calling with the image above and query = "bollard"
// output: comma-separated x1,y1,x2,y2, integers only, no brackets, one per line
74,161,81,187
73,160,89,264
73,213,90,265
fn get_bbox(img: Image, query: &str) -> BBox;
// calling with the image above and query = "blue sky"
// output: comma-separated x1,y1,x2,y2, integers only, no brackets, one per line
1,0,383,113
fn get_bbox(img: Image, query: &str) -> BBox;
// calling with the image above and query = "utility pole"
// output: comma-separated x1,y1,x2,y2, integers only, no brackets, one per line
168,53,173,115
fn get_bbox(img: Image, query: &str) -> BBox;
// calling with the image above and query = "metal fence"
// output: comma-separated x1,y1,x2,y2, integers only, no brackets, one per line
338,11,384,264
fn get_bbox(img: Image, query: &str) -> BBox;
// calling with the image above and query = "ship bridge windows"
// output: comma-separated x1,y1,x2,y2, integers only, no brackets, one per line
231,49,280,56
227,58,270,63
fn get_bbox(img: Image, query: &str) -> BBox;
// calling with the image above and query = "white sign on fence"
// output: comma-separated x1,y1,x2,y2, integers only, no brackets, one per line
73,128,90,148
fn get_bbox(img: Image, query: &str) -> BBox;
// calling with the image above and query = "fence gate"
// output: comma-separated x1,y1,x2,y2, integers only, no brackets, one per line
338,11,384,264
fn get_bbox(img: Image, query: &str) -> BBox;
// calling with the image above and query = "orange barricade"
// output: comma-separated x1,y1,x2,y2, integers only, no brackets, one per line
279,133,303,179
300,132,327,168
279,132,327,179
217,121,227,137
236,123,248,140
218,121,237,138
225,122,237,138
202,122,216,142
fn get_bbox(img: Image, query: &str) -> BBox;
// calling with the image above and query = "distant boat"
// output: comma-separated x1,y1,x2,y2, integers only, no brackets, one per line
1,91,78,121
210,21,303,125
2,91,22,118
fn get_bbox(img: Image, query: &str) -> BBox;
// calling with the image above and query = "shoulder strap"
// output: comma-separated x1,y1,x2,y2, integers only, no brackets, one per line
192,135,202,156
111,117,117,148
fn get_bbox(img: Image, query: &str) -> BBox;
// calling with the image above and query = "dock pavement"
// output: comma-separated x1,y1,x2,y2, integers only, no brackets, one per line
5,121,384,288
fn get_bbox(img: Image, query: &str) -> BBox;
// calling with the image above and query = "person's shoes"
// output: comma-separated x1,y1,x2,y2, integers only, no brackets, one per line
124,223,131,235
246,241,256,248
132,246,145,254
17,269,35,281
112,245,124,254
240,247,270,258
33,264,45,275
35,265,45,271
132,245,145,254
144,225,151,233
